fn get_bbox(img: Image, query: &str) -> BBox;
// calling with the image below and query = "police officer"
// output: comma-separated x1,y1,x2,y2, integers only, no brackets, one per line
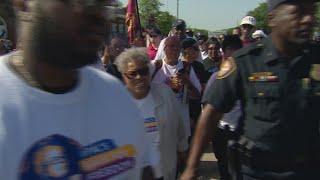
181,0,320,179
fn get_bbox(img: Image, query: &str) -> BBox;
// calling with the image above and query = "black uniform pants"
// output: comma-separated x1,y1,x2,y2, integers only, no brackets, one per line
240,165,319,180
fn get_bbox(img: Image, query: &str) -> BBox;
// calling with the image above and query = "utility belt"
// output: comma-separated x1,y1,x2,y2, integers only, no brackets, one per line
218,124,241,141
233,136,320,172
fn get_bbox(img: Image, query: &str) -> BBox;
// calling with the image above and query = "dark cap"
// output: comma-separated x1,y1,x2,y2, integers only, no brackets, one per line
267,0,288,12
149,27,161,35
267,0,319,13
172,19,186,31
181,38,197,49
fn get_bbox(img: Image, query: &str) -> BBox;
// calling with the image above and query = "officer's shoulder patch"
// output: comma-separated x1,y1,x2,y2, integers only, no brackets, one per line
233,42,264,58
217,57,237,79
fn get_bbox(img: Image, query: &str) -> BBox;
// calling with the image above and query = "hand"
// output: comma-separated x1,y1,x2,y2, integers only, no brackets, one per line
169,75,183,91
180,166,198,180
179,73,191,86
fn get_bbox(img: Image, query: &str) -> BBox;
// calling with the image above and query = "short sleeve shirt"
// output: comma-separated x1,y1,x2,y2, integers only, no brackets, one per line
203,37,320,154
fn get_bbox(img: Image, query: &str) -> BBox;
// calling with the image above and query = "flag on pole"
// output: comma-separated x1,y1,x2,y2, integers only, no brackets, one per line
126,0,140,44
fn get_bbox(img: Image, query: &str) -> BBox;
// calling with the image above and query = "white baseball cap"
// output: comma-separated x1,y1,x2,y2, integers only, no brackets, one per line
240,16,256,26
252,30,267,39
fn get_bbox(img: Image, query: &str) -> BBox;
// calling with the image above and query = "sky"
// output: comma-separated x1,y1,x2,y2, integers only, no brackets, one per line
119,0,265,31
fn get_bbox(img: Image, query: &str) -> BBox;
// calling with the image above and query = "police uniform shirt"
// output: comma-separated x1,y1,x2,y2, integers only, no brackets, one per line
203,36,320,156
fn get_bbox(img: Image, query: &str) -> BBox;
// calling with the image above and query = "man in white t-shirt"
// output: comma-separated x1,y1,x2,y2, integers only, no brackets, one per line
0,1,155,179
152,36,201,138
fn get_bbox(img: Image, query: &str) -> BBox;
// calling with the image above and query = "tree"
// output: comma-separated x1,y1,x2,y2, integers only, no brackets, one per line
247,3,269,33
156,11,176,35
138,0,163,27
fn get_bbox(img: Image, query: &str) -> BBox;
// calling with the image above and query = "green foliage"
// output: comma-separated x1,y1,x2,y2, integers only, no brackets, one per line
226,27,236,35
247,3,269,32
156,11,176,35
247,2,320,32
138,0,163,27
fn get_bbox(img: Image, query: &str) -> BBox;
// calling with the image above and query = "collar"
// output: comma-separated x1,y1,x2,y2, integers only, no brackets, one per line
262,37,311,66
262,37,281,64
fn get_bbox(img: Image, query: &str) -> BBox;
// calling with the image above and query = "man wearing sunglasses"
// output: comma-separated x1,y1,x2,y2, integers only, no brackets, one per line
0,0,155,179
202,37,222,82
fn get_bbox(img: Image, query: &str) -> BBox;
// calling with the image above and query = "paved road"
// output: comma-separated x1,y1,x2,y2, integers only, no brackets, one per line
198,144,219,180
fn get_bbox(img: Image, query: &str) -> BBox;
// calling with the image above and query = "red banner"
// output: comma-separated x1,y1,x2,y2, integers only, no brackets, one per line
126,0,139,44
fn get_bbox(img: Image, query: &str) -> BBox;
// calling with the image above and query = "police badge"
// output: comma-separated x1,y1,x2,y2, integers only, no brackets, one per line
310,64,320,81
217,57,237,79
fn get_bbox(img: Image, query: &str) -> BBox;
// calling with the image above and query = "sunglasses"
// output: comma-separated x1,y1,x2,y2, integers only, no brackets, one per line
150,34,159,38
124,67,150,79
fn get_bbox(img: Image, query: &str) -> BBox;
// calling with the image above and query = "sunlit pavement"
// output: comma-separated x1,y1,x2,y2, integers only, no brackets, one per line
198,145,219,180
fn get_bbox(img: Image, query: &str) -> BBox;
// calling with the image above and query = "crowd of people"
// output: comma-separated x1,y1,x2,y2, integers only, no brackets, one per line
1,0,320,180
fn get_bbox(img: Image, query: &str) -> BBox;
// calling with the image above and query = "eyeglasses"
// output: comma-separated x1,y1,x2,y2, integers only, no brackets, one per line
150,34,159,38
124,67,150,79
241,24,254,29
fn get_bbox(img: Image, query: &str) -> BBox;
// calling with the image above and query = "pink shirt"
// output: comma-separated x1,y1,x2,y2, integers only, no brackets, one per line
147,44,158,60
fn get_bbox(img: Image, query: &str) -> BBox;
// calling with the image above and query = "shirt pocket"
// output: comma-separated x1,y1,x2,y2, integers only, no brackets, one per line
248,84,281,122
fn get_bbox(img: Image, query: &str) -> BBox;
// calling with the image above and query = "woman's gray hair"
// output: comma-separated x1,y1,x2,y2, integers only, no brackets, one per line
115,47,150,73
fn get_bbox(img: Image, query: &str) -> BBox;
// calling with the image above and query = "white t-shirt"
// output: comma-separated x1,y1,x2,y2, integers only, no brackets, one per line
133,93,161,178
153,38,166,61
151,59,201,137
203,72,241,131
0,53,154,180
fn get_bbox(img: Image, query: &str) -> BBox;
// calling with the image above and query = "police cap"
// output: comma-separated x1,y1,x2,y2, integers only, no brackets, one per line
181,38,197,50
267,0,319,13
172,19,186,31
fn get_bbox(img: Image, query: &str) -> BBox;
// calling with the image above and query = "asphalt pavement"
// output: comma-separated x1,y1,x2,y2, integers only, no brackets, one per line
198,144,220,180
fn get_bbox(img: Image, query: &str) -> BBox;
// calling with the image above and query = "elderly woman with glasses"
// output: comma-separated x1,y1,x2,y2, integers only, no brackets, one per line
115,48,188,180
